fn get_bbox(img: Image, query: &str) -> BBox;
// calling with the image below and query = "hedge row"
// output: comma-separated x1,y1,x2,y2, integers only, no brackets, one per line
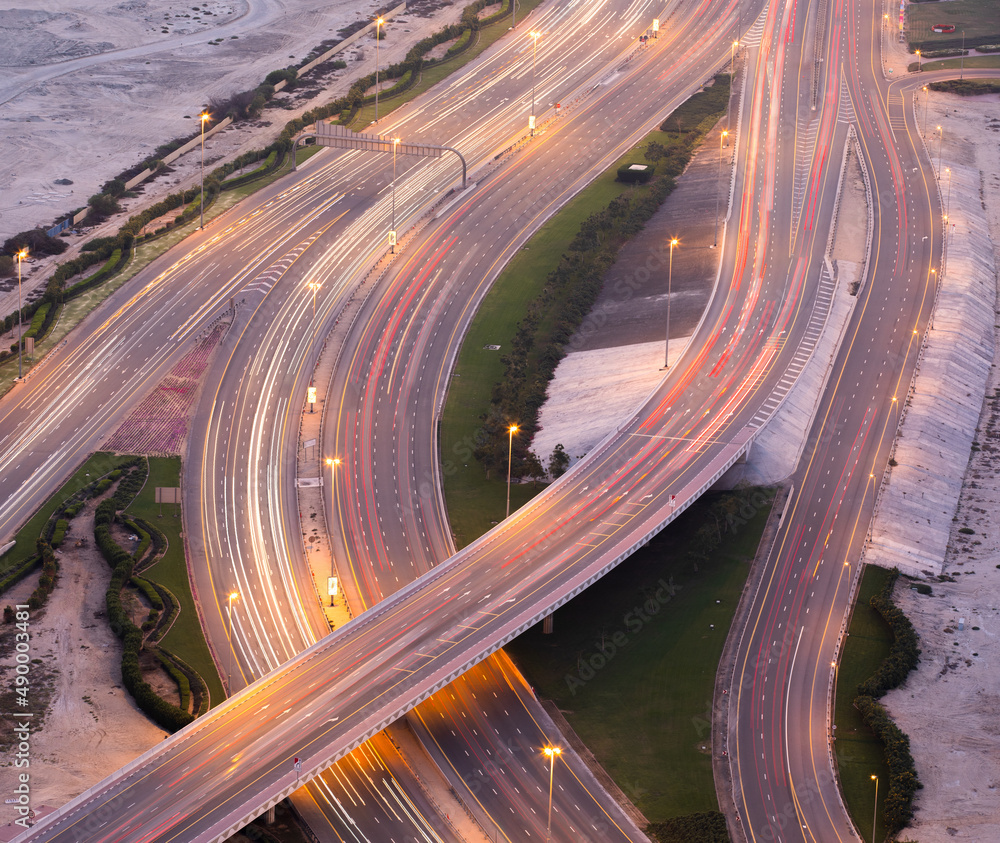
0,556,42,599
851,568,922,837
1,0,520,360
856,569,921,698
473,76,731,476
156,649,192,713
121,517,152,564
929,79,1000,96
646,811,729,843
130,574,165,612
133,516,167,571
20,541,60,612
51,519,70,548
855,695,921,835
92,460,194,732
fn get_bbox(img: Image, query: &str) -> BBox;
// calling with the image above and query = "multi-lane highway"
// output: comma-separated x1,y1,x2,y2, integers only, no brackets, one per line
186,1,756,841
10,0,866,834
724,0,948,839
3,0,982,839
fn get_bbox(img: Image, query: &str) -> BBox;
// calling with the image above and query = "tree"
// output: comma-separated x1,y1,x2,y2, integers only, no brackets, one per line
4,229,68,257
524,452,545,487
548,444,570,478
87,193,121,221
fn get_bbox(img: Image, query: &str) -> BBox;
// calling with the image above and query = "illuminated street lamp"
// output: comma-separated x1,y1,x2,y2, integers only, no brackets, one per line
375,17,384,123
199,111,211,229
391,137,400,253
529,31,541,136
870,774,879,843
227,591,240,693
543,746,562,842
506,425,519,518
915,49,921,72
15,248,27,380
663,238,679,369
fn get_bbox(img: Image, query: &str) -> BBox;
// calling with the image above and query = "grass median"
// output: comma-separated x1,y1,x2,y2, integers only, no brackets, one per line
0,452,127,578
125,456,225,707
833,564,893,843
506,489,774,822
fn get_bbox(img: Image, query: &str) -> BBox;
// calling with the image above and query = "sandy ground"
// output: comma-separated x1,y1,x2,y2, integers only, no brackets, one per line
877,94,1000,843
0,496,166,831
0,0,465,312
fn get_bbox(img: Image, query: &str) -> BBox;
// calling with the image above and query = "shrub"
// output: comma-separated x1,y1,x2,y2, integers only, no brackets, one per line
646,811,729,842
87,193,121,221
856,569,920,698
850,568,922,837
4,230,68,257
51,519,70,548
617,163,655,183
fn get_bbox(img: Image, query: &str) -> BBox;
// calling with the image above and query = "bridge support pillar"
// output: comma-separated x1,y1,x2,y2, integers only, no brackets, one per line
542,614,554,634
266,805,276,824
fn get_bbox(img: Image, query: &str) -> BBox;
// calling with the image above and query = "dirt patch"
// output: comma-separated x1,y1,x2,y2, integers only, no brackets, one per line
878,87,1000,842
0,496,165,820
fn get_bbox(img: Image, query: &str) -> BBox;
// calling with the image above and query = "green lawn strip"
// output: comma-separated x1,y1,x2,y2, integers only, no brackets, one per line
0,144,323,396
440,170,636,545
126,457,225,707
440,74,729,546
0,452,128,579
348,0,547,129
912,55,1000,73
834,565,893,843
908,0,1000,50
506,490,772,821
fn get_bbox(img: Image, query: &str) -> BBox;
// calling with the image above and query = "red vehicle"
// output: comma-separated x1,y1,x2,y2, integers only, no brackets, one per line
932,23,956,33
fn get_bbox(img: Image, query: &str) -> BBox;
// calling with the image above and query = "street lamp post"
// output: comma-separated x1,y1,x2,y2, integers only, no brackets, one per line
506,425,518,519
871,774,879,843
375,17,384,123
15,248,27,380
922,86,928,137
714,130,728,247
960,31,965,80
325,457,341,605
199,111,210,229
529,31,541,136
391,137,400,252
543,746,562,843
663,238,679,369
915,49,920,72
227,591,240,693
936,125,943,177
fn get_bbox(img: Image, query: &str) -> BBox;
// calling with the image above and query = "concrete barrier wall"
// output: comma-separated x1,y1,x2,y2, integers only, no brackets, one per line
51,2,405,231
297,3,408,78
